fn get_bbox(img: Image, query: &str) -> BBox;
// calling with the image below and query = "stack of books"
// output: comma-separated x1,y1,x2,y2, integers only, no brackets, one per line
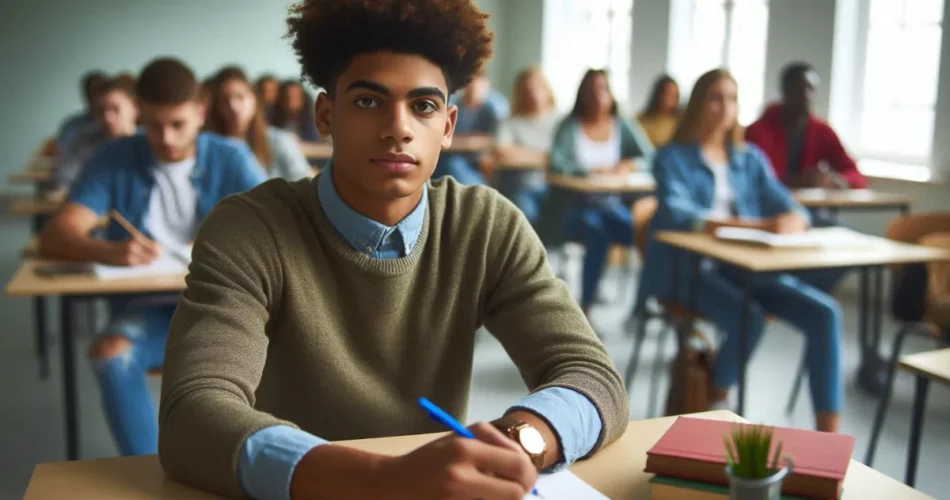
646,417,855,499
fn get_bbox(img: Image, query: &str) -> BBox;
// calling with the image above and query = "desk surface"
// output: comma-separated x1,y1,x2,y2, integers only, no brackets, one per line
448,134,495,153
794,189,913,209
655,231,950,272
5,260,186,298
22,411,929,500
547,173,655,194
8,169,53,184
900,348,950,386
8,196,61,216
299,141,333,161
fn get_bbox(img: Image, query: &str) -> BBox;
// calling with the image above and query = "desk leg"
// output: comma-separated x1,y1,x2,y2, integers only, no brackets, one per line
906,375,930,487
34,296,49,379
737,271,751,417
857,266,888,396
60,295,79,460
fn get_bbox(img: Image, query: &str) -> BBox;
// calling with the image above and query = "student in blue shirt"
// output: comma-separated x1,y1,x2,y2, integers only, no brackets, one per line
55,70,107,154
37,57,265,456
548,69,654,318
432,70,509,185
639,68,845,433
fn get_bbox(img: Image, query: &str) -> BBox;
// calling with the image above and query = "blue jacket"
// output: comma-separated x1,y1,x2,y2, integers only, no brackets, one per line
68,132,265,242
637,142,809,302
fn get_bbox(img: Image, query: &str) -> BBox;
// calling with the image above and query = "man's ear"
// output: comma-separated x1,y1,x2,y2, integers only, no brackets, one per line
442,104,458,150
315,92,333,138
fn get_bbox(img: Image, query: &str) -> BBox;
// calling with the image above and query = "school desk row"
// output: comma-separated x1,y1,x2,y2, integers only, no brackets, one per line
7,227,950,464
21,410,934,499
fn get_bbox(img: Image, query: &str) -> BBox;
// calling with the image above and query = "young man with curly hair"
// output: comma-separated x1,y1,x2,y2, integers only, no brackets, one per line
158,1,629,499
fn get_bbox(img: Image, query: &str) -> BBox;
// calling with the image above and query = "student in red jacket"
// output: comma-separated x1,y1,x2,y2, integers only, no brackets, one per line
746,62,866,190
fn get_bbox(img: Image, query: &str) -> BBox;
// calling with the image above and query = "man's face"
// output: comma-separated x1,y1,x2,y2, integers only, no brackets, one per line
139,100,205,162
783,69,818,117
315,50,456,201
95,90,138,138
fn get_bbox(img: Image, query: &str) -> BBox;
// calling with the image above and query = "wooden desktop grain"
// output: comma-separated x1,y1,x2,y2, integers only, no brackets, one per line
900,348,950,386
22,411,931,499
5,260,186,298
655,231,950,272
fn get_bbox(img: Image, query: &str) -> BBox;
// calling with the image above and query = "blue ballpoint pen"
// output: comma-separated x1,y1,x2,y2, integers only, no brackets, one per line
418,397,542,498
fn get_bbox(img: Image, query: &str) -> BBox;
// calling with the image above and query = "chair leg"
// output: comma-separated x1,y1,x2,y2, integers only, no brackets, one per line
785,354,808,415
865,324,914,466
648,322,673,418
623,313,650,390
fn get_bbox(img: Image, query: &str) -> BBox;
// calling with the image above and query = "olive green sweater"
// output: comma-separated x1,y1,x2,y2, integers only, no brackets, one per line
158,176,628,497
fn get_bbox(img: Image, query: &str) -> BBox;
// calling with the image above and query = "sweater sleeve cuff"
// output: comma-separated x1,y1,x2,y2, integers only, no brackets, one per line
508,387,603,471
238,425,328,500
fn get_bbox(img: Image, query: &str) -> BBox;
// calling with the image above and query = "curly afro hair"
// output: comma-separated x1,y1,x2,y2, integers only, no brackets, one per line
286,0,493,96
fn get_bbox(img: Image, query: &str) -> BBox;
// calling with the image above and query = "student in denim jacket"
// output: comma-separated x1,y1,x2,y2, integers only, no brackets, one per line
549,69,654,317
38,58,264,456
639,69,846,432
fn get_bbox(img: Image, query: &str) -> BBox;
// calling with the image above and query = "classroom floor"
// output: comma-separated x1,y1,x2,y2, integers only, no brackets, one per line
1,220,948,499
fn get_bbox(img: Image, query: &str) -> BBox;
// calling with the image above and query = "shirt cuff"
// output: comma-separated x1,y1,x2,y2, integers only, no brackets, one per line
508,387,603,471
238,425,328,500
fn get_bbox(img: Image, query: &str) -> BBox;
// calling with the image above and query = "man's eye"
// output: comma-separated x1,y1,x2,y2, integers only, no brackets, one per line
355,97,378,108
413,101,437,114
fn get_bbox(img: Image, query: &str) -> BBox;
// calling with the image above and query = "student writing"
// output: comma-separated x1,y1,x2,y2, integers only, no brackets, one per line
158,2,629,499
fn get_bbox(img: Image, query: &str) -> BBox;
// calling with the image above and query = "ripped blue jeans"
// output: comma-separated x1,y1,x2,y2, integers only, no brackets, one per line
91,299,176,456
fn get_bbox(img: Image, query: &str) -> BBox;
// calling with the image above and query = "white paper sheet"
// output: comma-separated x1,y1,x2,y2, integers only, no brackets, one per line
91,244,191,280
714,226,874,249
525,470,609,500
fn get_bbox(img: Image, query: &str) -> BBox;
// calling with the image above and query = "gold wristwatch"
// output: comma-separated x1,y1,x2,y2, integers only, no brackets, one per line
491,416,547,470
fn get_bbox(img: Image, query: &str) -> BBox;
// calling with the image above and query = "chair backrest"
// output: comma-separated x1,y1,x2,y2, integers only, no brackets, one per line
886,213,950,244
631,196,658,259
920,232,950,307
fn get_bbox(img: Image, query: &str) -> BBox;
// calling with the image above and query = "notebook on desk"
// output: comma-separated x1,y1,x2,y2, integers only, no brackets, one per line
91,244,191,280
526,471,608,499
713,226,872,249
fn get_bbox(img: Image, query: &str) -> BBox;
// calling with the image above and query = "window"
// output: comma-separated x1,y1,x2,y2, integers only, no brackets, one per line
858,0,943,164
670,0,769,125
542,0,634,111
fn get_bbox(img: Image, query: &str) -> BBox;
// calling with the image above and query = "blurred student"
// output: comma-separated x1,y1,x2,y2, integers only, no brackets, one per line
206,66,311,180
433,71,509,185
53,74,140,190
55,70,108,154
255,74,280,121
640,69,844,433
637,75,681,148
745,62,866,190
549,69,653,317
491,67,559,224
38,57,265,456
271,79,321,143
158,0,628,498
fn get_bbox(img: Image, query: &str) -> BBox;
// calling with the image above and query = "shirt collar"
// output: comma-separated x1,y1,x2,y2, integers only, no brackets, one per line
317,163,427,257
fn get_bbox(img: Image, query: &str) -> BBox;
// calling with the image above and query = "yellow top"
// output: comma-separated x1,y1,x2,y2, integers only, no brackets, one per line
637,112,679,148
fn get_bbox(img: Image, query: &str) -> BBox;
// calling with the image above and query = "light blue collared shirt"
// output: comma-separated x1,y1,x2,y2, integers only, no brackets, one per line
238,166,602,499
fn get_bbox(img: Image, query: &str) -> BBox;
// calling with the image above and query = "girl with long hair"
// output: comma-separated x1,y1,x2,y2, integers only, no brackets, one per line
637,74,681,147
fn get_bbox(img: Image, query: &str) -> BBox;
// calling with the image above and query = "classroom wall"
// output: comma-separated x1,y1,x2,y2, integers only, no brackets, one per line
0,0,508,183
494,0,546,101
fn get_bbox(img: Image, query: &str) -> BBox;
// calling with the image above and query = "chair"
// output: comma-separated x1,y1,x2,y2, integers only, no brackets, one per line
864,214,950,467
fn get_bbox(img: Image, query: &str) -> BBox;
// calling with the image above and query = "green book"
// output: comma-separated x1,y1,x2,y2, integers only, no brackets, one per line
649,475,840,500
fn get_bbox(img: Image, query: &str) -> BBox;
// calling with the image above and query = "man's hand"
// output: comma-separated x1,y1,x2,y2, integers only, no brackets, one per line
291,422,537,500
104,238,162,266
769,212,808,234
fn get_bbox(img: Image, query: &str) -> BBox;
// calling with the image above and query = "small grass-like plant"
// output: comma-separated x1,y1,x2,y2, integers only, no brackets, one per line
723,424,785,479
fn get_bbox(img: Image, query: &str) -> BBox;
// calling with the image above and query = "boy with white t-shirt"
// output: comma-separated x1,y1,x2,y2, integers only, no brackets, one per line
38,57,264,456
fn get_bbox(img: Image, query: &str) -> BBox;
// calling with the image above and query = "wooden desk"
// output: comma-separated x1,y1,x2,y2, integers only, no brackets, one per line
496,157,546,171
299,141,333,161
23,411,930,500
448,134,495,153
5,259,186,461
8,168,53,184
900,348,950,487
547,172,656,194
794,189,913,212
654,231,950,414
9,196,61,216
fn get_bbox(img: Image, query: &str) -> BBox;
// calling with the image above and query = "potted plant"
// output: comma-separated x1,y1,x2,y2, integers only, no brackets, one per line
723,424,793,500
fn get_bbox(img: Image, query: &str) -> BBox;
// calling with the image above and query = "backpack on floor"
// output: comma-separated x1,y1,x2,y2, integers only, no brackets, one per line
664,328,715,416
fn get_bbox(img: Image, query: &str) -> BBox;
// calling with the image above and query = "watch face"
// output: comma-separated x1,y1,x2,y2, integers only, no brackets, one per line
519,426,547,455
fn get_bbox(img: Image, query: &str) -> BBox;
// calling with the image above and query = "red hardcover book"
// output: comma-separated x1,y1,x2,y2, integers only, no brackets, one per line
644,417,855,500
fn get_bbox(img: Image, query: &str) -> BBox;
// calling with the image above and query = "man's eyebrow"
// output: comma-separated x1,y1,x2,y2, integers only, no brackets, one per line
407,87,447,103
345,80,391,95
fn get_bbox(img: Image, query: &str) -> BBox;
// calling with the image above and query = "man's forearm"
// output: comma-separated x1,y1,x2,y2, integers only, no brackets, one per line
39,229,114,263
291,445,385,500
